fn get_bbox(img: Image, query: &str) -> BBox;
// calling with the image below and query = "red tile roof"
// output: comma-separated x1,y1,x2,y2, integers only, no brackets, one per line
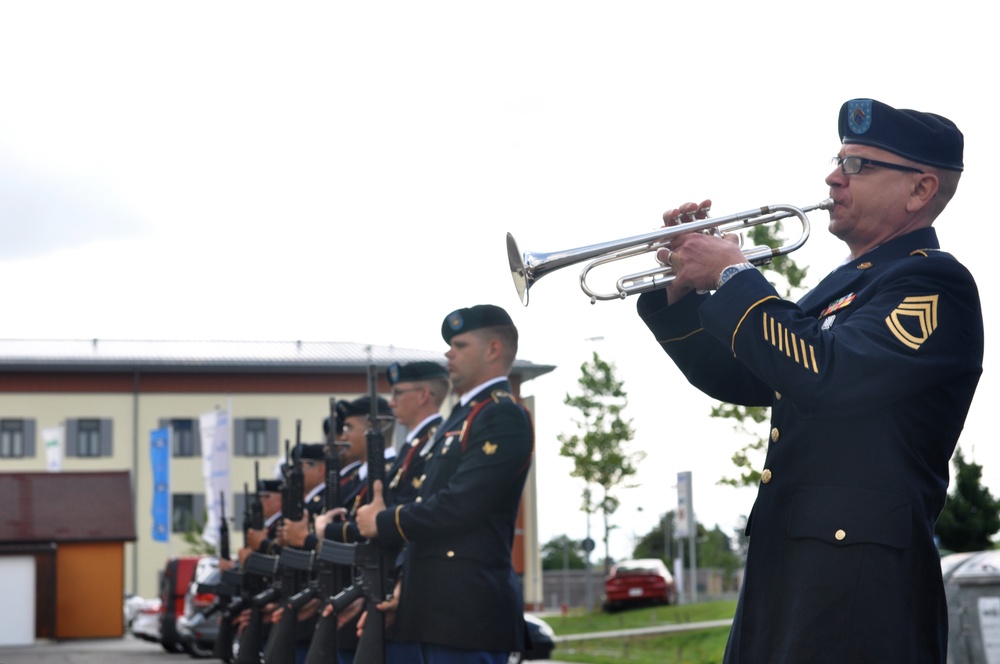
0,471,136,542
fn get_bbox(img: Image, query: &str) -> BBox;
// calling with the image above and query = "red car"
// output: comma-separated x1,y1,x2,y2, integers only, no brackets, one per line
602,558,676,612
157,556,201,652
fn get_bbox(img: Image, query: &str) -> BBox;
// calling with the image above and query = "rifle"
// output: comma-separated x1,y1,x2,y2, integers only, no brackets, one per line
207,491,234,660
303,401,351,664
249,461,265,532
212,567,245,662
325,399,343,514
282,437,305,524
260,425,318,664
236,552,279,664
303,539,366,664
215,474,265,662
261,547,316,664
352,365,393,664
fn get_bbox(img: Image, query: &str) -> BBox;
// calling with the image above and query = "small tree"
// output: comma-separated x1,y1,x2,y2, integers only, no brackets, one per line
936,447,1000,552
632,514,741,585
541,535,587,571
559,351,645,572
632,511,677,562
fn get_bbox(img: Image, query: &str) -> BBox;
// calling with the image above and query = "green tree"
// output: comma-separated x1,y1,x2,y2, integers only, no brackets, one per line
181,508,220,556
632,513,742,585
632,511,677,562
559,351,645,572
541,535,587,571
936,447,1000,552
698,525,741,581
715,223,808,488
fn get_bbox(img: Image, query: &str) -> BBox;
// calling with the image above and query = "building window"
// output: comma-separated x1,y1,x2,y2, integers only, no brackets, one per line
76,419,101,457
166,419,200,458
245,419,267,456
172,493,205,534
1,419,26,457
233,418,279,456
65,418,113,458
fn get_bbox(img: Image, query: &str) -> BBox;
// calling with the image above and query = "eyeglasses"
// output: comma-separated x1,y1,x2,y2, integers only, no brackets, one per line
832,155,925,175
391,387,424,399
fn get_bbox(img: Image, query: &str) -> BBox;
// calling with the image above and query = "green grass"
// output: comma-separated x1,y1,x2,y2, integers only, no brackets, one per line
544,600,736,664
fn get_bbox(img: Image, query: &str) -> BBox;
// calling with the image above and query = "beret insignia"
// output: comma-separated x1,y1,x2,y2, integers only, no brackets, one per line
847,99,872,135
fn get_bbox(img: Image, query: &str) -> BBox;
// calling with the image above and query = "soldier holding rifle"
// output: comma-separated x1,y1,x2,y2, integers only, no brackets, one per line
315,362,448,544
357,304,534,664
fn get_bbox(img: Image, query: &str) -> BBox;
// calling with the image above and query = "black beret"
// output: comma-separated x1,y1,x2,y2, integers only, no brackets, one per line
441,304,515,344
257,479,282,493
292,442,325,461
839,98,963,171
335,396,391,422
387,361,448,386
322,415,342,437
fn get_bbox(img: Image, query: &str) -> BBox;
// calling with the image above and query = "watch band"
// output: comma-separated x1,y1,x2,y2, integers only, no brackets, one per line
717,262,755,289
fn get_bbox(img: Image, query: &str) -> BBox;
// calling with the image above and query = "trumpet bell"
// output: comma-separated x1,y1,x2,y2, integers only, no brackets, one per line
506,233,530,306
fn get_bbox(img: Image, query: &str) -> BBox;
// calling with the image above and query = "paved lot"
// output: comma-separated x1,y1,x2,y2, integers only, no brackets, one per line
0,636,572,664
0,635,180,663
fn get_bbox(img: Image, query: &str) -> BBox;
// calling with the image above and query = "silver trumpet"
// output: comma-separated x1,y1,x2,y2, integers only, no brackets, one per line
506,198,834,305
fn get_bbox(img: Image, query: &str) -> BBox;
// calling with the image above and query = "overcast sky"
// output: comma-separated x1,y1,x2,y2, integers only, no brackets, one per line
1,1,996,561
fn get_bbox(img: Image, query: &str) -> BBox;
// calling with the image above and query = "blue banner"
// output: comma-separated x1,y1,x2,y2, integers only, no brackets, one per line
150,427,170,542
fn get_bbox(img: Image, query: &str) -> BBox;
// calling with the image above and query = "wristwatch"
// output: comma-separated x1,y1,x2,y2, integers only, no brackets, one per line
717,262,755,289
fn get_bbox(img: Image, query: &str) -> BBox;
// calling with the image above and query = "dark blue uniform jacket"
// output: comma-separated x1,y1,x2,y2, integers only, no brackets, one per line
375,380,533,654
638,227,983,663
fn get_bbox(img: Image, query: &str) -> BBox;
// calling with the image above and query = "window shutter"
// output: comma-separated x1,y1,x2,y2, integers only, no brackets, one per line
194,494,207,529
65,419,78,457
266,418,280,456
233,419,246,456
233,493,247,525
192,420,203,456
100,418,114,456
23,419,37,457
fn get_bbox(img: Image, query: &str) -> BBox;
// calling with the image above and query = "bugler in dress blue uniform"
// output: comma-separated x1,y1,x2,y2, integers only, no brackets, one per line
637,99,982,663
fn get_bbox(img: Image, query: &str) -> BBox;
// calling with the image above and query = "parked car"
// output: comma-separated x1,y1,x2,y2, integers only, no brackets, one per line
130,596,163,643
124,592,146,630
517,613,556,661
159,556,202,653
943,550,1000,664
176,556,222,658
602,558,676,612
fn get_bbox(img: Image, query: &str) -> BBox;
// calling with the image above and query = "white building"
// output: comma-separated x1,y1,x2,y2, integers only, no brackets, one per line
0,338,554,604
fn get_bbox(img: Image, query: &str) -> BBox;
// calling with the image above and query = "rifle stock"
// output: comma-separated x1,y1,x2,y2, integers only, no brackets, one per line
260,547,315,664
302,536,356,663
214,569,246,660
235,552,278,664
